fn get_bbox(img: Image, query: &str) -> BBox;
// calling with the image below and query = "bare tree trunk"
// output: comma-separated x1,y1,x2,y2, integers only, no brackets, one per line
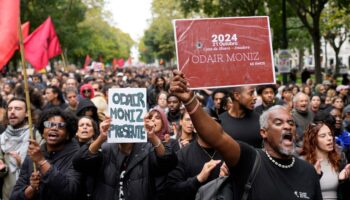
298,48,304,71
313,18,322,84
333,48,341,79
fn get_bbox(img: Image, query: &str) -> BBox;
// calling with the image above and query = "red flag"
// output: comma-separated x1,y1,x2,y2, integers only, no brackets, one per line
13,22,30,51
0,0,20,69
0,22,30,69
21,22,30,40
24,16,62,71
83,54,91,69
127,57,132,65
117,58,125,68
112,58,118,67
112,58,118,71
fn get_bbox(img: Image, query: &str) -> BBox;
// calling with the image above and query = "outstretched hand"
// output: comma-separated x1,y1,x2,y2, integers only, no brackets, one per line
169,70,192,103
144,113,158,141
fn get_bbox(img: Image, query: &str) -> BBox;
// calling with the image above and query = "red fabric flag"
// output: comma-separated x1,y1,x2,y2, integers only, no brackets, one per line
117,58,125,68
83,54,91,69
112,58,118,67
127,57,132,65
112,58,118,71
21,22,30,40
0,22,30,69
13,22,30,51
0,0,20,69
24,16,62,71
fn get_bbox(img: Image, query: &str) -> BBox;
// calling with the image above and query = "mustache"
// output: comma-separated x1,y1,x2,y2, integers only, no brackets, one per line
280,131,294,141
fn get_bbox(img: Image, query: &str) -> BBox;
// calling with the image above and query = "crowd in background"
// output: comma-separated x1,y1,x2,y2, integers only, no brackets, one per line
0,66,348,199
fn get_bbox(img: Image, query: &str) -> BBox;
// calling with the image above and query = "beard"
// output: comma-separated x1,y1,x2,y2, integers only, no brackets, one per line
277,131,296,156
238,102,253,113
278,144,296,156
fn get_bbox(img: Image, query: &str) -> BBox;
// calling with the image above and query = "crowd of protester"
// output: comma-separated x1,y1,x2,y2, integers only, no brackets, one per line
0,66,348,199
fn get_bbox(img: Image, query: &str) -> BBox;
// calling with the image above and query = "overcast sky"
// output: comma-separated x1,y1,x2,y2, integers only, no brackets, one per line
105,0,152,42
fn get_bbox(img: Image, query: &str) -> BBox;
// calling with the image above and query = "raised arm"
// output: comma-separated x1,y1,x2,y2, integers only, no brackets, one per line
169,70,240,167
89,118,111,154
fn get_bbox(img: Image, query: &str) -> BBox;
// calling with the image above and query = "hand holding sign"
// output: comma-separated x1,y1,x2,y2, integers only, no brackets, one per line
108,88,147,143
169,70,193,103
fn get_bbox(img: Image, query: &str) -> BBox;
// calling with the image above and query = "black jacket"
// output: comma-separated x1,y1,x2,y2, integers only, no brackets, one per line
76,98,100,129
165,140,222,200
73,142,177,200
10,140,82,200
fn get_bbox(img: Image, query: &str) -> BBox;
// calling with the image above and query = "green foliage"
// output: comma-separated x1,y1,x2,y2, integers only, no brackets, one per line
139,0,183,64
179,0,265,17
75,5,134,63
321,0,350,76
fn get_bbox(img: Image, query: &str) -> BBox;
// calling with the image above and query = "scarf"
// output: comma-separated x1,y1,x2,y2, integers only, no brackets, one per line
0,125,30,173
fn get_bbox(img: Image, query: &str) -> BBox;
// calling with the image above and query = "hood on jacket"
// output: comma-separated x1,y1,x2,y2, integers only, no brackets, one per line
80,84,95,99
76,98,98,118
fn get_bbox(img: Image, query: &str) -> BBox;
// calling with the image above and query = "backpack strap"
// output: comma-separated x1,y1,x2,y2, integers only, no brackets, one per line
241,149,261,200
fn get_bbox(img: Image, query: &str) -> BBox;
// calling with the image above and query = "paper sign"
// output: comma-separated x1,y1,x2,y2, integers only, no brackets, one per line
173,16,275,89
108,88,147,143
278,49,292,73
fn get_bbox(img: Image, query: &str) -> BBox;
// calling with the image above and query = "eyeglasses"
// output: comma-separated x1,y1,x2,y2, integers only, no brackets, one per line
82,89,91,93
43,121,66,129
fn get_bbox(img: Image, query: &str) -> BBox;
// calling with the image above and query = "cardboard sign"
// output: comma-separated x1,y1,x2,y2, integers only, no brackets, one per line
173,16,275,89
108,88,147,143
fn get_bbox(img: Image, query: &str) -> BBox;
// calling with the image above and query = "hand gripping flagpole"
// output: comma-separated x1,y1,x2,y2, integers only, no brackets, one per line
17,18,37,172
61,53,68,72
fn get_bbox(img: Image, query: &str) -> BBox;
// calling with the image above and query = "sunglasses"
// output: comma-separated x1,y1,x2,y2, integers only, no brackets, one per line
43,121,66,129
83,89,91,93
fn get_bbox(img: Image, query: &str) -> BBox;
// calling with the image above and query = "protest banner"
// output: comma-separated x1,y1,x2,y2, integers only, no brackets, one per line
108,88,147,143
278,49,292,73
173,16,275,89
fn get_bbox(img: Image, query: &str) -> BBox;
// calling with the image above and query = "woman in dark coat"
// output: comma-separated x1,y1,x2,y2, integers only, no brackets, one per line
10,108,82,200
73,110,177,200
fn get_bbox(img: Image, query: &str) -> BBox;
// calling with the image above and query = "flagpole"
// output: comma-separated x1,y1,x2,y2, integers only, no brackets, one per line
61,53,67,72
18,18,37,172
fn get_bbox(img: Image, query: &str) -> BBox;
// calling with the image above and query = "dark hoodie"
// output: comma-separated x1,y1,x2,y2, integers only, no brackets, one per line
76,99,100,130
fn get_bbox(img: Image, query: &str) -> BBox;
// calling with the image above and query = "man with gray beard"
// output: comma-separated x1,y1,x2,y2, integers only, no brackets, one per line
170,71,322,200
292,92,313,141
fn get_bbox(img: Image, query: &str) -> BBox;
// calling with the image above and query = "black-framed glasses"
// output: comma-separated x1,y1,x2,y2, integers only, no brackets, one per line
43,121,66,129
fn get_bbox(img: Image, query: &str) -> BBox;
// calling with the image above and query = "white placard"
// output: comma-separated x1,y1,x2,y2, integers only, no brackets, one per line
108,88,147,143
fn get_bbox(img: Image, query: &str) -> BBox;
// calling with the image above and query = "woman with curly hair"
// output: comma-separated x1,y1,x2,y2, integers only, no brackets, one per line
10,108,81,200
300,122,350,200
